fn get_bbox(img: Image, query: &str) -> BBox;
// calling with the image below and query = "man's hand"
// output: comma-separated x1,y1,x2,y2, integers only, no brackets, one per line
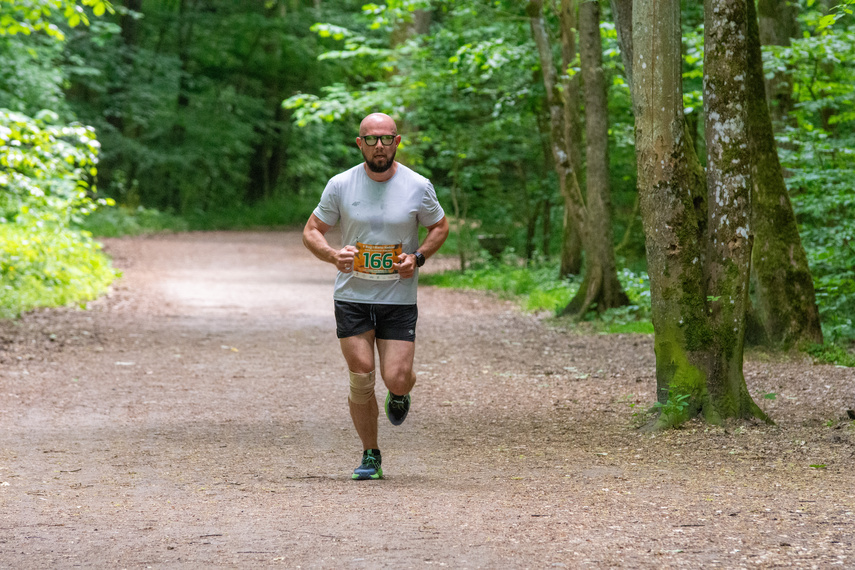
393,253,417,279
337,245,358,273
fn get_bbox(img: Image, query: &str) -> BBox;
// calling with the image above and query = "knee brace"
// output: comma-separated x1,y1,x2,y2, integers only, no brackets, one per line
349,370,376,405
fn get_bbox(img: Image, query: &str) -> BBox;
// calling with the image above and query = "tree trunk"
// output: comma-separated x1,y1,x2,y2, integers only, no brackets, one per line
537,107,581,274
702,0,768,423
542,197,552,257
609,0,633,99
529,0,629,317
757,0,798,124
745,0,823,347
564,0,629,315
633,0,768,428
557,0,583,277
558,0,583,180
530,0,584,279
634,0,707,416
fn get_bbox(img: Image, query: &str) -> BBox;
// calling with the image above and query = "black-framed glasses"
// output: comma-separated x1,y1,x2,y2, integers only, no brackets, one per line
361,134,396,146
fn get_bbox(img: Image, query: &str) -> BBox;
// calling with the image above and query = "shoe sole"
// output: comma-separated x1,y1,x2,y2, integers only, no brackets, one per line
352,470,383,480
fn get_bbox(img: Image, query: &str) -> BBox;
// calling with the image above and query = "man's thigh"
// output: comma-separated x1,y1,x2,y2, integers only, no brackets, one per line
339,330,376,373
376,338,416,384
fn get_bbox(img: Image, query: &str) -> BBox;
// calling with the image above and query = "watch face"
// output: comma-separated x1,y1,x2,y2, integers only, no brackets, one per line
415,252,425,267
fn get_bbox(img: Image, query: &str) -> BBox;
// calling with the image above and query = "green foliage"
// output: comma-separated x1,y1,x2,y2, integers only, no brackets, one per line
0,224,116,318
422,258,653,331
76,204,188,237
1,1,117,319
183,194,320,231
78,194,318,236
765,14,855,346
805,343,855,367
0,109,107,226
0,0,112,40
64,0,353,217
0,108,117,317
0,35,67,114
652,392,692,428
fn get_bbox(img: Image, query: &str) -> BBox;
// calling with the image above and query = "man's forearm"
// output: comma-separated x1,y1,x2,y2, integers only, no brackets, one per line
303,227,337,265
417,218,450,259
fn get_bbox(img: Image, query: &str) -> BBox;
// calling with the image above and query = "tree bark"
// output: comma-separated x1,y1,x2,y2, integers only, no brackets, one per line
745,0,823,347
530,0,585,278
557,0,583,277
563,0,629,315
702,0,767,423
757,0,798,124
633,0,767,427
529,0,629,317
609,0,633,99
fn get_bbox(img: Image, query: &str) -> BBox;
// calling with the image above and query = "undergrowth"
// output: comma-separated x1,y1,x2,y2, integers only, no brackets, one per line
420,254,653,333
0,224,118,319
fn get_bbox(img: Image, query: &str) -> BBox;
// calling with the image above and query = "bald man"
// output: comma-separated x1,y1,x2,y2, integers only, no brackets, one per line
303,113,449,480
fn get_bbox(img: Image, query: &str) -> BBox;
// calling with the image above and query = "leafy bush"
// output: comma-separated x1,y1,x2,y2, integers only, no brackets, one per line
0,224,117,319
1,108,117,318
0,109,107,225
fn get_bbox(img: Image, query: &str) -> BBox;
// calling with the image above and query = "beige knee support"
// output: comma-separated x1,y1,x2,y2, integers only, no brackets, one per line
349,370,376,405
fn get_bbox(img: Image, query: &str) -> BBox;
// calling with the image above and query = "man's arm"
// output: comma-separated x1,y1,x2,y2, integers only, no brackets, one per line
417,216,450,259
394,216,450,279
302,214,358,273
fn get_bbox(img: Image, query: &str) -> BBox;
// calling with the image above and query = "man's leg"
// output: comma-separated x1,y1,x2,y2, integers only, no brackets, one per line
377,339,416,426
376,338,417,396
340,331,379,450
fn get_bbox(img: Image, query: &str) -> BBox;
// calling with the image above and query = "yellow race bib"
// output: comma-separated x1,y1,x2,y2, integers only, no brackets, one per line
352,242,402,281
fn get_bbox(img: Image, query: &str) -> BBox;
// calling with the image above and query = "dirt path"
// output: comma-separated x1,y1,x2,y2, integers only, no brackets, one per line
1,231,854,569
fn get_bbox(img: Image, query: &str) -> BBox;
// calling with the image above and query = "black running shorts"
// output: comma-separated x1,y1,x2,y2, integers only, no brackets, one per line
334,301,418,342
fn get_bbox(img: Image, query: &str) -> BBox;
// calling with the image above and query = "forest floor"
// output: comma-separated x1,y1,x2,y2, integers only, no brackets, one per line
1,230,854,569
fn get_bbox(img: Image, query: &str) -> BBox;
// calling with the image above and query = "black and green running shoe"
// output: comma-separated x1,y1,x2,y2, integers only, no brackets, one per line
352,449,383,480
385,391,411,426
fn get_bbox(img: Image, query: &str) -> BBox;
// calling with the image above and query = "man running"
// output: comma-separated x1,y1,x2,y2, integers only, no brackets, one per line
302,112,449,480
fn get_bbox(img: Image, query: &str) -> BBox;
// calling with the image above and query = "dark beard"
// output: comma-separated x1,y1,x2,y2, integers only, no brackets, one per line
363,149,396,173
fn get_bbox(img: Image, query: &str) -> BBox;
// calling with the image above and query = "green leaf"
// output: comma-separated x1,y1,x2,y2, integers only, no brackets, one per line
817,14,836,30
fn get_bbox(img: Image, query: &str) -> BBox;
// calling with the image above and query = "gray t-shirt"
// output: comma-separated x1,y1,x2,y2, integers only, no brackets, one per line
313,163,445,305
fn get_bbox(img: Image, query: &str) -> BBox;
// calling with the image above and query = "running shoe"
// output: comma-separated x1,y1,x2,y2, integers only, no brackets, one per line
385,391,411,426
352,449,383,480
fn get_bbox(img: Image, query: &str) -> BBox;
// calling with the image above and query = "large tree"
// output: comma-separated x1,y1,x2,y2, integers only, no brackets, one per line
633,0,768,426
745,0,824,348
528,0,629,318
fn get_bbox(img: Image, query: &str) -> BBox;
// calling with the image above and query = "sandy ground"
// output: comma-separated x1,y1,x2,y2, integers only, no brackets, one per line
1,230,854,569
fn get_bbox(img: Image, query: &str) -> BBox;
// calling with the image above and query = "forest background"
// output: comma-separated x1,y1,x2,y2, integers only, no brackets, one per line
1,0,853,372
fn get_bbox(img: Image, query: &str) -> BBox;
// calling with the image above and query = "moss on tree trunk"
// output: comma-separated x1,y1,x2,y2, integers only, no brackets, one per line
633,0,770,430
745,0,823,348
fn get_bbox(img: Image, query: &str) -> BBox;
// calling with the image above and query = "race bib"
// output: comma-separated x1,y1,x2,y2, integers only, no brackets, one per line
352,241,402,281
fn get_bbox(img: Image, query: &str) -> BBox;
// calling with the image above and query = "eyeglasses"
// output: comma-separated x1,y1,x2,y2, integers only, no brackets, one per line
361,134,396,146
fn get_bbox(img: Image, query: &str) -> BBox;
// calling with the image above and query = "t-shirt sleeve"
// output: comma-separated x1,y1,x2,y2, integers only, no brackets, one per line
418,181,445,227
313,178,340,227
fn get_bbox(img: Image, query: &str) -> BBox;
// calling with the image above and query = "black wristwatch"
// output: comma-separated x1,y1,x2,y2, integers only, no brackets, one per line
413,251,426,267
